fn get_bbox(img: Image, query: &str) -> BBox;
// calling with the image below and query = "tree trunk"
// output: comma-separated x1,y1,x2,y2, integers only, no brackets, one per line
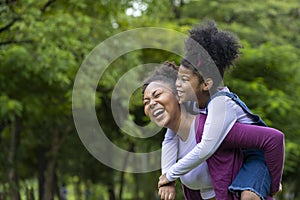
108,187,116,200
170,0,184,19
106,168,116,200
7,115,21,200
0,183,8,200
26,187,35,200
118,143,135,200
74,178,82,200
0,121,9,143
43,151,56,200
42,129,62,200
118,172,125,200
133,173,140,200
84,181,91,200
38,147,47,200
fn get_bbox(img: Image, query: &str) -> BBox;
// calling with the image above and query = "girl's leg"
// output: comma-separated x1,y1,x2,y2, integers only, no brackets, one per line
222,123,284,195
228,150,272,200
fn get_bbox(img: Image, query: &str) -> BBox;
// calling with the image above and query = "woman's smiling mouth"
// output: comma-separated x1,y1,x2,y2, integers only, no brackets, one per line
152,108,165,118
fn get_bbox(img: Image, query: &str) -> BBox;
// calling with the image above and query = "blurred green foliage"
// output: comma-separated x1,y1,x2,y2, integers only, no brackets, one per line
1,0,299,199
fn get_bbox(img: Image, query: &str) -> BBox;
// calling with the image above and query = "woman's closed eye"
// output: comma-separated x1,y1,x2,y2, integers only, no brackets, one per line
154,92,161,98
143,92,162,106
143,99,150,106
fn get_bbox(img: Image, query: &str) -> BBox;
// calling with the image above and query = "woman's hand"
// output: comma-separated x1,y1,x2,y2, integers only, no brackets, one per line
158,173,171,188
158,183,176,200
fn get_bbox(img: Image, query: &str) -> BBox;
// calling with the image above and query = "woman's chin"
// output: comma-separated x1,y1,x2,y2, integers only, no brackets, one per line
154,118,169,128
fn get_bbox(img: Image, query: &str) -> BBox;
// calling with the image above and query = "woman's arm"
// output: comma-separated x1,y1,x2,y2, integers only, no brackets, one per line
161,129,179,174
160,129,178,200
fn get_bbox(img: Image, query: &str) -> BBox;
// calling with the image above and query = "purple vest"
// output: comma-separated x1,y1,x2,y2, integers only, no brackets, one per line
195,114,242,200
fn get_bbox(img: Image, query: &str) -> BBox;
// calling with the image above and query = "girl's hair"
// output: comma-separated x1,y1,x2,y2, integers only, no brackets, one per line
181,20,241,88
142,61,178,97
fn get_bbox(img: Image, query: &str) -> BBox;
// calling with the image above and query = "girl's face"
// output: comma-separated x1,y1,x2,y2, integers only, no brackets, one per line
176,65,204,104
143,81,180,129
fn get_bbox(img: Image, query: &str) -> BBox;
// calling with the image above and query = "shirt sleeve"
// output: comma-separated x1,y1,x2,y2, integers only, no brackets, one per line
161,128,179,174
166,96,238,181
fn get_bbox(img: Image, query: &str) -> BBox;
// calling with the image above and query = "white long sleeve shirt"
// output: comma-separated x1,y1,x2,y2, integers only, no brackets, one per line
162,122,214,191
164,87,254,181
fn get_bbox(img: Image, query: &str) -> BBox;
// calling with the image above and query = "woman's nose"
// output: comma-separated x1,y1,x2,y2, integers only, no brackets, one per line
149,99,157,108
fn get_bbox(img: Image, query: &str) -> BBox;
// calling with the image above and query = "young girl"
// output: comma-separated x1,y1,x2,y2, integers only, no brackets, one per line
142,63,284,200
158,21,284,199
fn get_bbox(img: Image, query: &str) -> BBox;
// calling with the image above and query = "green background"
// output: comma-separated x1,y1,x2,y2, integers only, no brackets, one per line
1,0,299,199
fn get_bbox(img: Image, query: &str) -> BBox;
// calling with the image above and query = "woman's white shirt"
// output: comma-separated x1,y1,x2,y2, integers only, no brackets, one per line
162,121,214,190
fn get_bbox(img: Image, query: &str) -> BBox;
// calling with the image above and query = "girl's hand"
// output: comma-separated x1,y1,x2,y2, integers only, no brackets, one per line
158,173,171,188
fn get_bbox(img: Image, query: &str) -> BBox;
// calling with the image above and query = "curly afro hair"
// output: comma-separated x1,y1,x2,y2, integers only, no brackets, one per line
181,20,242,86
142,61,178,97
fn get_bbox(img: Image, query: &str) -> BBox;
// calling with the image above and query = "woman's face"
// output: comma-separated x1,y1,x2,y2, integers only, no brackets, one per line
176,65,204,104
143,81,180,129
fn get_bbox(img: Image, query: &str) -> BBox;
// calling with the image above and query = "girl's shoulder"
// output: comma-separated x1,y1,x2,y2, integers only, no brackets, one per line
206,90,237,108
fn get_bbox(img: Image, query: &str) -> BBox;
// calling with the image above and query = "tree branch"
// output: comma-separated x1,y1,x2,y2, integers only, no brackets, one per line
5,0,18,6
0,40,34,46
41,0,56,13
0,18,18,33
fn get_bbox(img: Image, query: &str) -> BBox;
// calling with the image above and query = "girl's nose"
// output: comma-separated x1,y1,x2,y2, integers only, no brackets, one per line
175,79,181,87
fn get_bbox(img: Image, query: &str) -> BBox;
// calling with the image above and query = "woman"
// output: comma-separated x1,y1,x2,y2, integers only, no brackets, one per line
144,62,216,200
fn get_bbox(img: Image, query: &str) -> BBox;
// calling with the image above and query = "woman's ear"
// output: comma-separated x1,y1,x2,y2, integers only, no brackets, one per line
202,78,213,91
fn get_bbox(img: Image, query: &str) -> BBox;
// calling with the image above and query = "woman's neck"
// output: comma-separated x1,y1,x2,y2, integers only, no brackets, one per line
175,107,195,141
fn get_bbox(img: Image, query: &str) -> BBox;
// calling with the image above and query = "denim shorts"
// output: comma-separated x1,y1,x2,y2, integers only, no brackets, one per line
228,149,271,200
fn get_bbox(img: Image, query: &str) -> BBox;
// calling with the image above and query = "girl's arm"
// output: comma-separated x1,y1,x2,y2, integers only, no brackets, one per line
161,97,284,194
165,96,237,182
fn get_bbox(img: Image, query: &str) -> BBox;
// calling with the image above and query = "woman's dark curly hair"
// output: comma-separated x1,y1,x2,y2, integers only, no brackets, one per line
181,20,242,88
142,61,178,97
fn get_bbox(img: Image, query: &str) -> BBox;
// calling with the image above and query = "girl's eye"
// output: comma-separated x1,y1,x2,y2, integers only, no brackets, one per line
181,76,190,82
181,77,189,82
178,76,189,82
